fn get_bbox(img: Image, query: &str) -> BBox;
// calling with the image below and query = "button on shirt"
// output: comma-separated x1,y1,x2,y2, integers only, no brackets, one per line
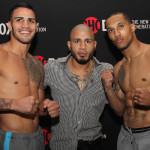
44,55,113,150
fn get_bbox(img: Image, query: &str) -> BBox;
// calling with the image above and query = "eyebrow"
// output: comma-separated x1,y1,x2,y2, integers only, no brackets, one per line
73,38,92,40
14,17,36,21
107,22,124,30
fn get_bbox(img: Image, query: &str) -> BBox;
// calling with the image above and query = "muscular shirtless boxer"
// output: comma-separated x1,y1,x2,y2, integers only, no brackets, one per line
0,3,59,150
101,11,150,150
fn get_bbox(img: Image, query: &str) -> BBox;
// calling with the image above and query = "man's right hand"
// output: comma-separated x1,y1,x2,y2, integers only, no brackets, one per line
12,96,39,114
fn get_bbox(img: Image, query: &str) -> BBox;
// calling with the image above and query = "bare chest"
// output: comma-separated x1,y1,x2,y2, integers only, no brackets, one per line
0,56,41,86
118,59,150,93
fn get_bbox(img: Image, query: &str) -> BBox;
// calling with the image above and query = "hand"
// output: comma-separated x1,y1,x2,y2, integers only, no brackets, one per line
133,88,150,106
43,99,60,118
13,96,39,114
101,69,114,90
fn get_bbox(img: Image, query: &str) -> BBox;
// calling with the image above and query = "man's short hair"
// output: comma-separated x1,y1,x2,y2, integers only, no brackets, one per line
9,2,37,21
106,11,132,24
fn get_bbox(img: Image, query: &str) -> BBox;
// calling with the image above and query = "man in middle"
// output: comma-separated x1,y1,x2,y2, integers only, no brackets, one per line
44,24,113,150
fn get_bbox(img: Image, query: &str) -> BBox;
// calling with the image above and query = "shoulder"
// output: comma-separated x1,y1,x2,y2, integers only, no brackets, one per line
44,56,67,70
27,53,44,71
99,62,113,71
44,58,56,70
0,44,9,59
113,59,124,75
28,53,43,65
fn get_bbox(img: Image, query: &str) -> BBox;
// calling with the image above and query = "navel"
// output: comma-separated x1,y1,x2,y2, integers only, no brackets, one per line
14,81,19,84
141,78,147,81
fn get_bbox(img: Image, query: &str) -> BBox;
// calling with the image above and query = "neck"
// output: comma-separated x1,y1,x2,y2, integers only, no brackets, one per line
67,56,94,72
121,38,142,59
7,40,31,58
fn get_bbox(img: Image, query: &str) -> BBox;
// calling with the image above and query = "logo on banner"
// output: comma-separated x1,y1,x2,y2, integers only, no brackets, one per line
42,129,50,145
83,17,107,33
84,17,101,34
132,20,150,29
35,55,47,65
0,22,47,35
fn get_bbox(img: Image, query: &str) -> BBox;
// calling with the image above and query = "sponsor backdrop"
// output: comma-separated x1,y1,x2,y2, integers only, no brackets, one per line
0,0,150,149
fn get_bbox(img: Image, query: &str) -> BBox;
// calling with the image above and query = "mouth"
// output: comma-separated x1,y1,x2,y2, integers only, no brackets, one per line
19,29,31,36
115,38,123,43
78,52,87,57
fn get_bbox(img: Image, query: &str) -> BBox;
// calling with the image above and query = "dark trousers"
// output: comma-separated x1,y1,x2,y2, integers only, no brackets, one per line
77,136,105,150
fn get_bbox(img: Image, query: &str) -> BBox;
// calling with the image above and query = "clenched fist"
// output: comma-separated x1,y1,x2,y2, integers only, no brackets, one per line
43,99,60,118
101,69,114,90
12,96,39,114
133,88,150,106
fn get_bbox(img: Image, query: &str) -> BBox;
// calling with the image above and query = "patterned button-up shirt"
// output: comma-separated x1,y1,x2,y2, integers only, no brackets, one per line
44,54,113,150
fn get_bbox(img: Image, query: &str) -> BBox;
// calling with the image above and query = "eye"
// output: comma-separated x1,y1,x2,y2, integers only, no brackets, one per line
74,40,79,43
28,18,36,23
16,18,23,22
118,24,124,29
108,29,113,33
86,40,91,43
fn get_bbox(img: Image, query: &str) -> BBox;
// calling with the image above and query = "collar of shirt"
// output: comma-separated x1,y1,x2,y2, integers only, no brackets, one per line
55,53,102,68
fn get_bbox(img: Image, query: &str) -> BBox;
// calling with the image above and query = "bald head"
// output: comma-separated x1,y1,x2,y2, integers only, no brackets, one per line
70,24,95,40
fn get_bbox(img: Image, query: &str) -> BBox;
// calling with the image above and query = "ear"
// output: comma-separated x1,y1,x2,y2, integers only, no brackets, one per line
94,40,97,49
67,41,71,50
7,21,12,31
35,23,38,33
130,23,136,32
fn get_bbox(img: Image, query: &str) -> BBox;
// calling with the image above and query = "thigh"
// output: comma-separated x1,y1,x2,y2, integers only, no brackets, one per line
117,130,133,150
136,133,150,150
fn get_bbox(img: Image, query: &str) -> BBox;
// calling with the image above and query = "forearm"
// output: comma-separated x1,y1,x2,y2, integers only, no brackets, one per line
0,98,14,111
105,88,125,116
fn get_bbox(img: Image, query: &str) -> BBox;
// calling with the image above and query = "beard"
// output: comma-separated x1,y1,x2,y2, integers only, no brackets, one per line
70,48,95,65
12,27,35,44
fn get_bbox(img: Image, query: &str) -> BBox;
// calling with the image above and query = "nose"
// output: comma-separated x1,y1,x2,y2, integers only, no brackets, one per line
114,29,121,37
80,41,86,49
21,20,29,27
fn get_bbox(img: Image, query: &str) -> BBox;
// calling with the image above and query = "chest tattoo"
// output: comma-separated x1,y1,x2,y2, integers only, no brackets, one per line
118,65,125,84
71,70,94,89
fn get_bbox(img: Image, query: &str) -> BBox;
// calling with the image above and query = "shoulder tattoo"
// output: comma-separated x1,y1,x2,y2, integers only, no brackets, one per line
24,55,44,89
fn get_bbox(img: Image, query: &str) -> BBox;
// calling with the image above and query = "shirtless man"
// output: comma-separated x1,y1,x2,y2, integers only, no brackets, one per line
101,11,150,150
0,2,59,150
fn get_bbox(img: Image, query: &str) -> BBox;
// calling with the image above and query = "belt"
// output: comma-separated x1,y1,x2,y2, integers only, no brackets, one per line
123,125,150,133
78,136,105,145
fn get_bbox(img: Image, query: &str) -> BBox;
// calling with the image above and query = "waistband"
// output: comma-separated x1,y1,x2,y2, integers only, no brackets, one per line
78,136,105,145
0,126,43,139
123,124,150,133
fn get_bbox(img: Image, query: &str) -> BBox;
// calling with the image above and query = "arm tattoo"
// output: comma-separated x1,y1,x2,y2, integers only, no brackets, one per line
0,98,12,110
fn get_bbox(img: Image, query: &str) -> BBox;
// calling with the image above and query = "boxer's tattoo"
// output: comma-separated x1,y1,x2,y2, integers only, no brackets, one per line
1,43,7,47
141,114,146,120
24,55,44,88
71,70,93,90
0,98,12,109
118,65,125,84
